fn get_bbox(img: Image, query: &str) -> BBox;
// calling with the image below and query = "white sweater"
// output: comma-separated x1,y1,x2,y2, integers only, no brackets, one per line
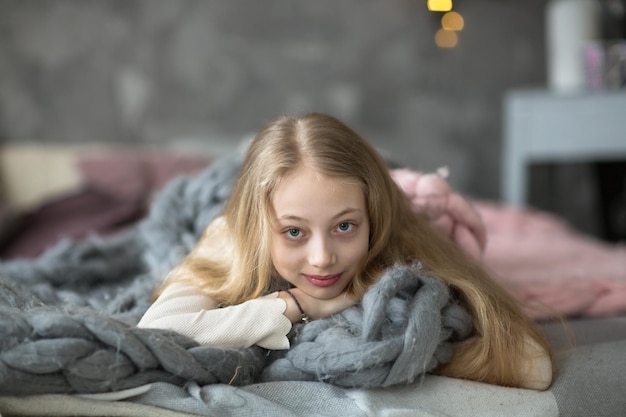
137,282,292,350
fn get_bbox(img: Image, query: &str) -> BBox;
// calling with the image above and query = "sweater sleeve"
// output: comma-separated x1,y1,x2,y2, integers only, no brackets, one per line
137,282,292,350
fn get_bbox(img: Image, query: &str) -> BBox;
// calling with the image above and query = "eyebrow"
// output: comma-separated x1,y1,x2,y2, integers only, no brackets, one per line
276,208,364,222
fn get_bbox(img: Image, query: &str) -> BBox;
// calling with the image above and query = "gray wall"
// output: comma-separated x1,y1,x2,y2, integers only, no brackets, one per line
0,0,549,201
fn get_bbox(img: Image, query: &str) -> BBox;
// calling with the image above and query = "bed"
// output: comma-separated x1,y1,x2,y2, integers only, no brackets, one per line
0,145,624,417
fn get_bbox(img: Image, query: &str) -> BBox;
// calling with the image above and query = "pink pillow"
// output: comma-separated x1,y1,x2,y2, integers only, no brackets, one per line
77,151,210,202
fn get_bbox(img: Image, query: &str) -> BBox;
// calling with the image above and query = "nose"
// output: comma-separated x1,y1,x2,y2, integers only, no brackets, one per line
307,235,336,268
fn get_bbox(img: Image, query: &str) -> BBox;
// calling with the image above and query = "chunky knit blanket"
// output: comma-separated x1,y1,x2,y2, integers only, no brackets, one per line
0,154,472,396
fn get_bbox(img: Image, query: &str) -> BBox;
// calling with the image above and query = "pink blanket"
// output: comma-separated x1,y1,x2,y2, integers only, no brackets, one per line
391,168,626,319
477,202,626,319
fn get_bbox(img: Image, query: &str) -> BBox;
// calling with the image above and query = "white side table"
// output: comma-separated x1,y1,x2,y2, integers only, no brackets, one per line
502,89,626,206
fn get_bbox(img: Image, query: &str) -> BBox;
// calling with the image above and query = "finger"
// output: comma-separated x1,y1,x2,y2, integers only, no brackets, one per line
453,225,484,259
446,194,487,250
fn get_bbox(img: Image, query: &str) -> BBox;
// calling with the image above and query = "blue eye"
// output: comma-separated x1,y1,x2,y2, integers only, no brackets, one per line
337,222,353,233
286,228,302,238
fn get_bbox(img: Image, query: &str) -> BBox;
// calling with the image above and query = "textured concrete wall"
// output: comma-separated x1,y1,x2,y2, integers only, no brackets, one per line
0,0,547,200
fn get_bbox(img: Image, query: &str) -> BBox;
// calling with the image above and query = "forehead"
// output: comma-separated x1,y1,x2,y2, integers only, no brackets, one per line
272,164,366,219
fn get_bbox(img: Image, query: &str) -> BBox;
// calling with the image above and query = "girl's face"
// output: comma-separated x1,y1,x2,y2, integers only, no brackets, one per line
270,163,370,300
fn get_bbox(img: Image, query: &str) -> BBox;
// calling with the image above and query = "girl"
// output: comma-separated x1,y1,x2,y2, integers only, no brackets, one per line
138,113,553,390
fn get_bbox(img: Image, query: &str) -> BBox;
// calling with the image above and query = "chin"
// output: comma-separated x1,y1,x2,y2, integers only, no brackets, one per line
305,284,348,301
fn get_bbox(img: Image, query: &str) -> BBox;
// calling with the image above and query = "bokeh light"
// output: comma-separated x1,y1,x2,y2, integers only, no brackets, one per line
427,0,453,12
442,11,464,31
435,28,458,48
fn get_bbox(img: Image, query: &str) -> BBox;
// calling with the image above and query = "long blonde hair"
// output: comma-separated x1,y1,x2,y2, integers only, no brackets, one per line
161,112,552,387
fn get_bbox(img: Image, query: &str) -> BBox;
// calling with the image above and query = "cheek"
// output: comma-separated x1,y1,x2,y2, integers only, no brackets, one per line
357,242,370,264
271,242,298,273
354,231,371,267
342,238,370,267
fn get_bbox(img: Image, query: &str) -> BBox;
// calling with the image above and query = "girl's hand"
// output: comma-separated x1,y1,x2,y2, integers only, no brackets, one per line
390,168,487,260
278,288,359,323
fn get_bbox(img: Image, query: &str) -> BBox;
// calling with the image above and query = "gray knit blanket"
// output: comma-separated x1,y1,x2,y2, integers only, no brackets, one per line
0,154,472,396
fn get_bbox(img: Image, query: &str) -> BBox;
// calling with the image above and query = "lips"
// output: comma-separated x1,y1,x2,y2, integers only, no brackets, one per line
303,274,342,288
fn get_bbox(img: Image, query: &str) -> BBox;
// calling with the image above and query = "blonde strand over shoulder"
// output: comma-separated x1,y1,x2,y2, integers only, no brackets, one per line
376,183,553,388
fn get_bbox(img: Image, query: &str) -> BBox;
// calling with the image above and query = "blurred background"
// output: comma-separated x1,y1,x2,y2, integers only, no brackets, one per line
0,0,625,256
